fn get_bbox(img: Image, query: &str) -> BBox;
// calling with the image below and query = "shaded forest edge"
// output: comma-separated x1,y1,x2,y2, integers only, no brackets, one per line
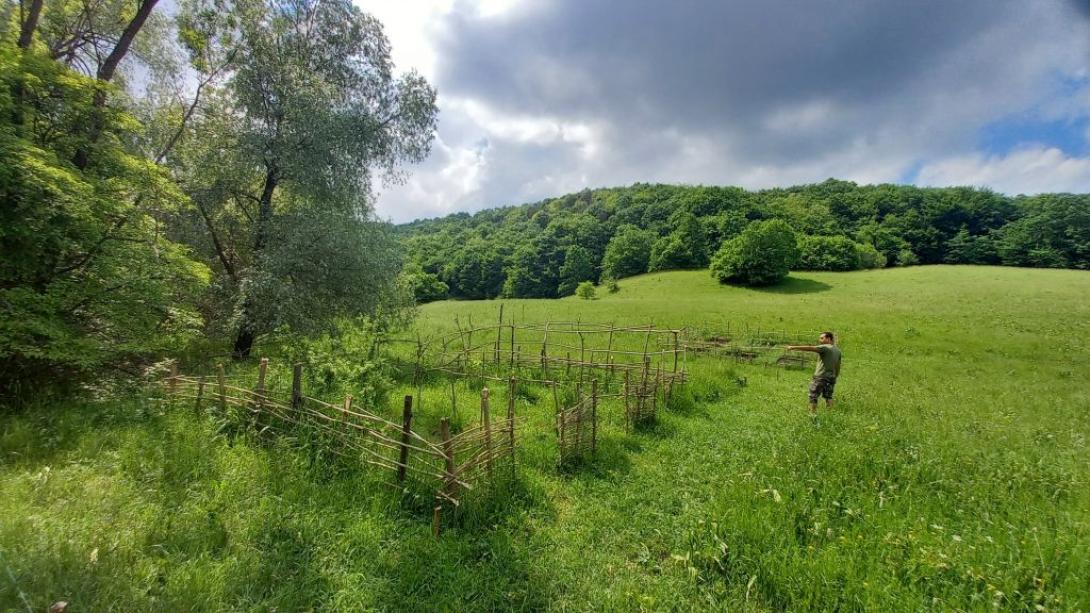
396,181,1089,301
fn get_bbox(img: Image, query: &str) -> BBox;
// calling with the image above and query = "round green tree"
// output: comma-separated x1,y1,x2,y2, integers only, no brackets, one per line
710,220,798,286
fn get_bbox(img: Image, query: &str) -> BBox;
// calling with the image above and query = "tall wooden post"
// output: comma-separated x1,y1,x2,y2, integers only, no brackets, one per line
254,357,269,428
291,363,303,410
507,377,517,474
195,376,205,414
439,417,456,521
509,323,516,369
342,395,353,425
216,363,227,414
398,395,413,483
672,331,679,374
541,322,550,379
553,381,563,462
495,304,504,364
591,379,598,452
481,388,493,476
623,370,631,432
449,379,457,419
168,361,179,396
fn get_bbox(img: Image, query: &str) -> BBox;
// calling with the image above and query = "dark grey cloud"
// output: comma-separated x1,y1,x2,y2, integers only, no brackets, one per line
372,0,1090,222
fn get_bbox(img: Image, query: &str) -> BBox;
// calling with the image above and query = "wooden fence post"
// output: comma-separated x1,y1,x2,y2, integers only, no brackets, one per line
398,395,413,483
254,358,269,424
623,370,631,432
507,377,517,474
672,330,679,374
591,378,598,453
195,376,205,414
481,388,493,476
291,363,303,410
438,414,455,506
342,395,353,424
256,357,268,393
553,381,563,462
495,304,503,364
168,361,179,397
509,323,516,369
217,363,227,414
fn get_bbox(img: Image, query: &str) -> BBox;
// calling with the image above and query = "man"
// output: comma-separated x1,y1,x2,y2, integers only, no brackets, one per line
786,332,842,415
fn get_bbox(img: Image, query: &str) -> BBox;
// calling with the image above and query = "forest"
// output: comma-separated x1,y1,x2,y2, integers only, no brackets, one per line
399,181,1090,302
0,0,437,398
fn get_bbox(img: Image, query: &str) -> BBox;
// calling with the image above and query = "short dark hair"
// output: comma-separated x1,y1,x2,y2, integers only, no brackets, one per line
821,331,835,343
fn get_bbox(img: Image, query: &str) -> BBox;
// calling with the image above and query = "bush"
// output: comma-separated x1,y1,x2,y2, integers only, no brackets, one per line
602,225,654,279
796,236,861,271
575,281,596,300
710,220,798,286
603,276,620,293
855,243,887,269
402,269,448,303
896,249,920,266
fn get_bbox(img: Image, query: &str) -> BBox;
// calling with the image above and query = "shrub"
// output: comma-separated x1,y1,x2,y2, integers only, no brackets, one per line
710,220,798,286
602,225,654,279
603,276,620,293
575,281,596,300
796,235,861,271
896,249,920,266
855,242,887,269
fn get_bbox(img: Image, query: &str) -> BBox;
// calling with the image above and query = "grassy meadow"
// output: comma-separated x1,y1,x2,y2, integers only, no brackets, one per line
2,265,1089,611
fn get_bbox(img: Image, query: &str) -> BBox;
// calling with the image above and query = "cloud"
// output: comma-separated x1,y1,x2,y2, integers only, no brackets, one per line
917,147,1090,194
358,0,1090,222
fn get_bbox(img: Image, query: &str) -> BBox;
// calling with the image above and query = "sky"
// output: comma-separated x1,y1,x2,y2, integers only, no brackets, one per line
355,0,1090,223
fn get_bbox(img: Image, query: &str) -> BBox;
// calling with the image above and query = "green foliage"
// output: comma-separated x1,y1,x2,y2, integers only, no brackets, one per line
896,249,920,267
4,267,1090,610
603,276,620,293
854,242,887,269
443,240,506,299
503,235,564,298
169,0,438,354
994,194,1090,269
399,180,1090,301
710,219,798,286
558,245,596,296
944,228,996,264
575,280,596,300
0,45,207,394
649,211,709,271
401,267,448,304
602,224,654,279
796,235,861,271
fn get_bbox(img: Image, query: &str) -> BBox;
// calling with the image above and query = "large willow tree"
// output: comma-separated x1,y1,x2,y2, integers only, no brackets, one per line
171,0,437,357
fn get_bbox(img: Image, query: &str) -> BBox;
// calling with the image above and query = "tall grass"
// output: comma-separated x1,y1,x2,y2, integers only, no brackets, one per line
2,265,1089,611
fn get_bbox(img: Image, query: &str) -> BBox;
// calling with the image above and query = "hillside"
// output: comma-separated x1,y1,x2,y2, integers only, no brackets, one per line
3,266,1089,610
397,181,1090,303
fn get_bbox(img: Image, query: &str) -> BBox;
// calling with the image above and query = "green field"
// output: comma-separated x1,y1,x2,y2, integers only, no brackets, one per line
3,265,1089,611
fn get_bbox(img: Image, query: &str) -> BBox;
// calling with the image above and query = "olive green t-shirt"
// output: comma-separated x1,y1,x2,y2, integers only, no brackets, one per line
814,344,841,380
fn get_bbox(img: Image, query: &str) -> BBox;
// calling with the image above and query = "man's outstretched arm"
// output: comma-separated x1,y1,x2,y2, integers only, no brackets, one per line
786,345,820,353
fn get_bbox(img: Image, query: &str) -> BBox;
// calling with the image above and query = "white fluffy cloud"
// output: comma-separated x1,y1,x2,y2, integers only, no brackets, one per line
917,147,1090,195
356,0,1090,222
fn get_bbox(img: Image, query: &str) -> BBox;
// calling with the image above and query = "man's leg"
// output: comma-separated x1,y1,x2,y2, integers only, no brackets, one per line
808,379,821,415
823,378,836,410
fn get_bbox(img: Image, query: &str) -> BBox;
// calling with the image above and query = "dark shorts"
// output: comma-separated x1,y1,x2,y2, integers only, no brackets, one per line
808,377,836,403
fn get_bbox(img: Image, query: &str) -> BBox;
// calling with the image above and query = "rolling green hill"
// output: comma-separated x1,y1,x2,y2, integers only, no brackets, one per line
3,266,1089,610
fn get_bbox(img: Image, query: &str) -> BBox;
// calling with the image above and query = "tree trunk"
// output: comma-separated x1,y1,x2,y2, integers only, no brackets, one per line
231,165,279,359
18,0,45,49
73,0,162,170
96,0,160,84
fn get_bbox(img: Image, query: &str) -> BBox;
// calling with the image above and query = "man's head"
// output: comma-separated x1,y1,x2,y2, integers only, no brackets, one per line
819,331,835,344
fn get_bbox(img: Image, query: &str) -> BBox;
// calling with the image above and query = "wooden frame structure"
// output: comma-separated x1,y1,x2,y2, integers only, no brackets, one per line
162,359,517,536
